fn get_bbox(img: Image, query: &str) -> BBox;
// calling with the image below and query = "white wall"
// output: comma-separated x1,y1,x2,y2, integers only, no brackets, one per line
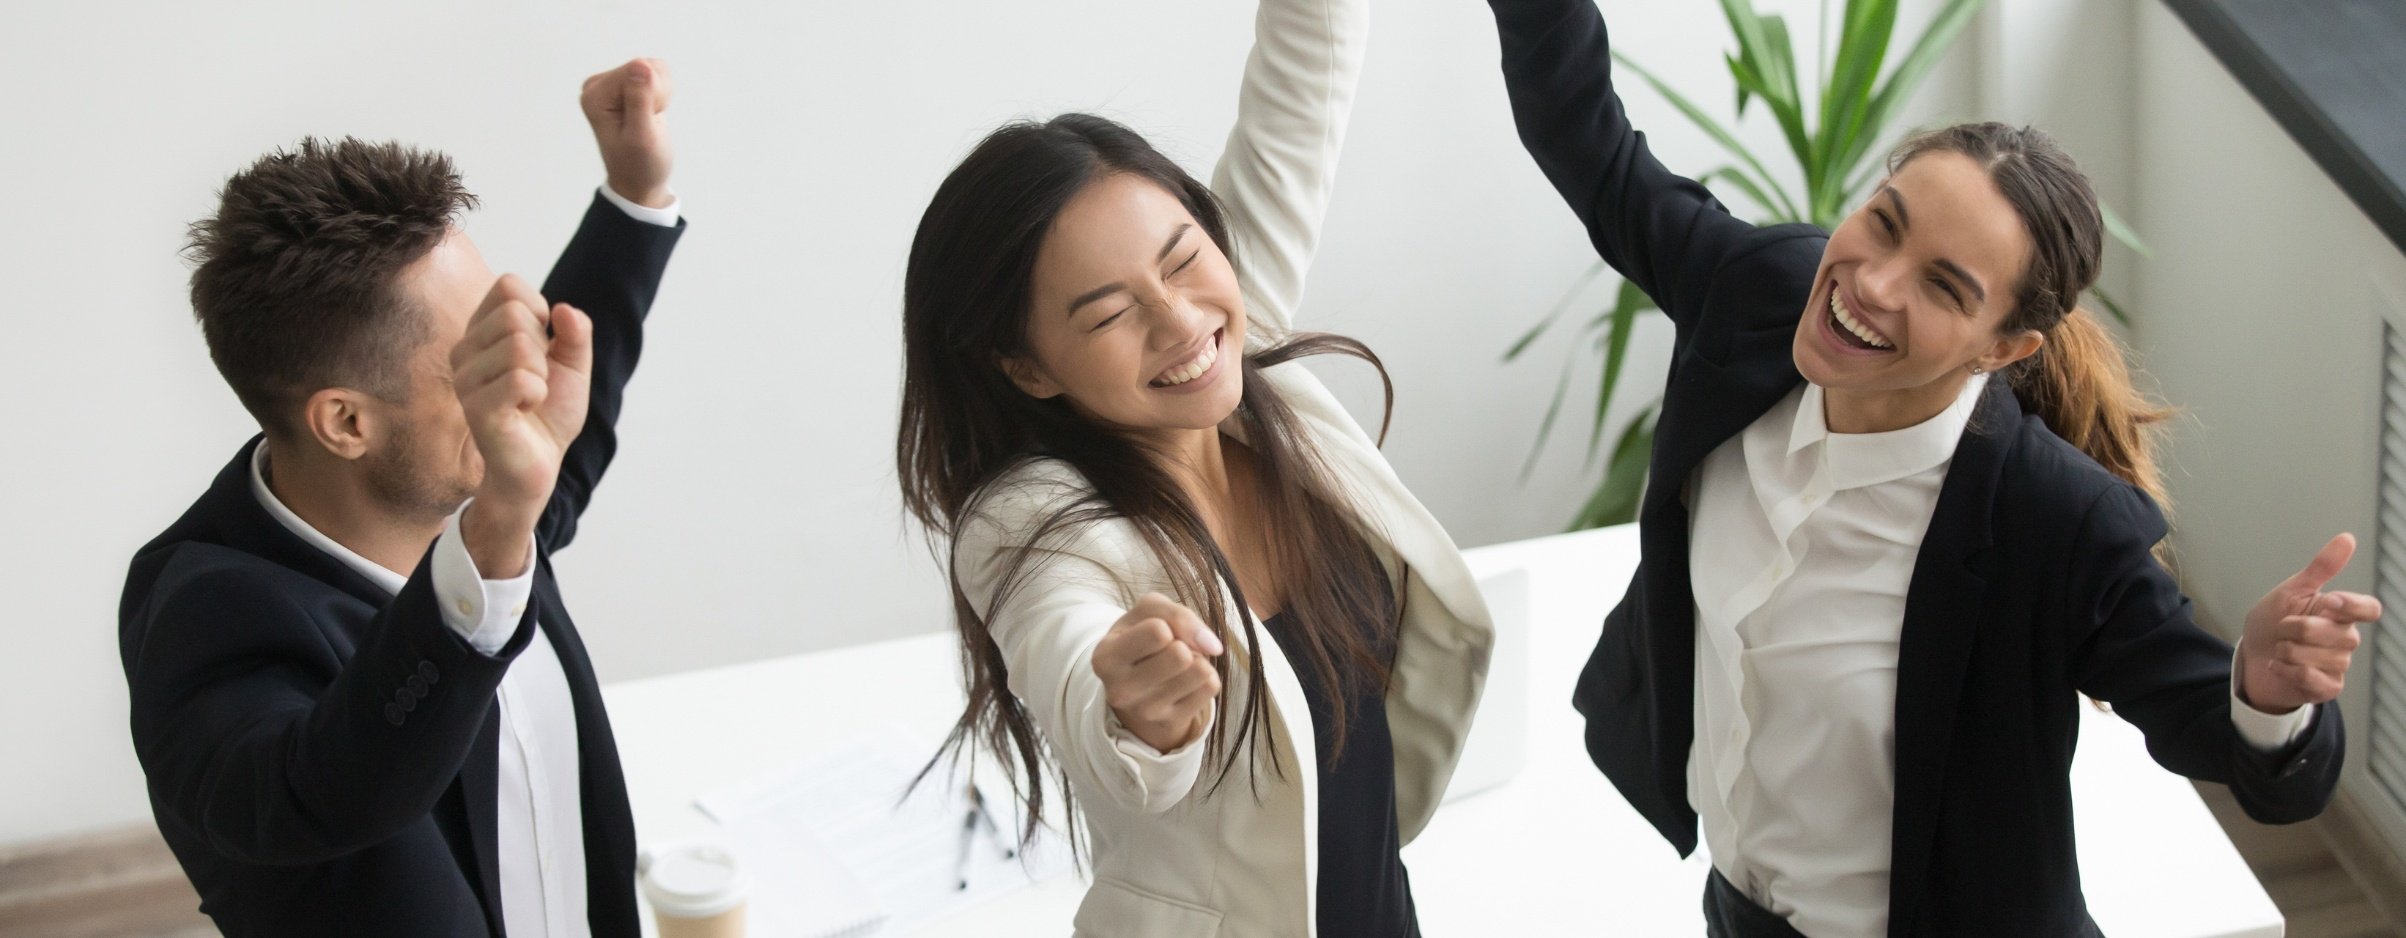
0,0,1975,846
2128,1,2403,850
1972,0,2141,302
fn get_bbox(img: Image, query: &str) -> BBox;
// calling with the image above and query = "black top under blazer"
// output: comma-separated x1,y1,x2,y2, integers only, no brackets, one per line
118,194,681,937
1482,0,2344,934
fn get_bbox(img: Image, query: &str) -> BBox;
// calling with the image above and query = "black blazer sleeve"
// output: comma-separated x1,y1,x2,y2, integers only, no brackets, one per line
534,192,684,551
127,544,542,866
2065,484,2344,824
1488,0,1764,331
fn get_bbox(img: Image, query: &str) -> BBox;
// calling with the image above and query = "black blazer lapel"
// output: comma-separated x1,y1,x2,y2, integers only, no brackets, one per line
1885,379,2018,934
1627,341,1806,846
208,438,399,611
1650,347,1803,495
432,571,629,938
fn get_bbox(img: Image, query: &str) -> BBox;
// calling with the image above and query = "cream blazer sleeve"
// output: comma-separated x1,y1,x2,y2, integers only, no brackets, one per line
1210,0,1369,337
954,468,1216,816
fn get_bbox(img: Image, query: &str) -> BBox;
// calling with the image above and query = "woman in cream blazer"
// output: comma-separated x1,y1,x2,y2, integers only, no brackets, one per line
894,0,1492,934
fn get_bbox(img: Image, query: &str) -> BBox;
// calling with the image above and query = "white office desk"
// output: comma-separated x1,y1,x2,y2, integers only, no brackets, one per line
605,524,2281,936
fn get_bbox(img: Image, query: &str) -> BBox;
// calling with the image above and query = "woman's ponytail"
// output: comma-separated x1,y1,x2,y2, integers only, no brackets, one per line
2010,307,2174,512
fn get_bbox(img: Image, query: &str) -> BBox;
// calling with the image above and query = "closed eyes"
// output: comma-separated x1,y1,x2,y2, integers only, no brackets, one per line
1089,249,1205,332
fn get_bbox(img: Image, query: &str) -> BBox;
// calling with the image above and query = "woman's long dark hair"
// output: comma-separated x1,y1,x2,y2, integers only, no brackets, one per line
897,113,1404,841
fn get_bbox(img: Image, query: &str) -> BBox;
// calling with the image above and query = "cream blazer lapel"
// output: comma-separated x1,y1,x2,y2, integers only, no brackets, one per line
1241,597,1322,928
1234,365,1494,840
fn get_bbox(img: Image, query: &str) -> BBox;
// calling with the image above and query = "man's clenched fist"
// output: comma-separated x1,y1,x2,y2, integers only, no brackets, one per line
450,274,591,577
581,58,674,209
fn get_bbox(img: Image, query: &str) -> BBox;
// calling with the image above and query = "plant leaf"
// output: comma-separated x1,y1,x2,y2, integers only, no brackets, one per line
1503,318,1556,362
2089,286,2134,327
1838,0,1984,189
2100,201,2153,258
1613,51,1803,221
1571,406,1658,529
1504,260,1610,361
1817,0,1899,220
1520,344,1582,481
1719,0,1808,157
1754,14,1815,175
1729,54,1756,117
1818,0,1834,95
1587,280,1653,462
1756,14,1800,106
1699,165,1787,220
1717,0,1777,93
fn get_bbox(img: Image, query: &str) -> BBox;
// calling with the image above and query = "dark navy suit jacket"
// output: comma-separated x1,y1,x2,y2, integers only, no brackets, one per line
120,194,681,936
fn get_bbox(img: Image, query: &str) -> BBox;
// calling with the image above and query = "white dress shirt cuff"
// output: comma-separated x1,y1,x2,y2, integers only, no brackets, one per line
431,502,539,657
2230,650,2315,752
599,184,680,228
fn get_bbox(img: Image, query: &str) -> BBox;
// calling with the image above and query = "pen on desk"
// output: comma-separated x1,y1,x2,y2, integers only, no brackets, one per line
968,786,1017,860
954,807,977,891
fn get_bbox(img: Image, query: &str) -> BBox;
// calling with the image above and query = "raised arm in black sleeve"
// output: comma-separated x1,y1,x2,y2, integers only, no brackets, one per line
2066,484,2344,823
535,192,684,551
1487,0,1763,329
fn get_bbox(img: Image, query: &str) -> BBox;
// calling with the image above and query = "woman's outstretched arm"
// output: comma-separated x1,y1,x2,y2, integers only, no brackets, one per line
1487,0,1762,330
1210,0,1369,337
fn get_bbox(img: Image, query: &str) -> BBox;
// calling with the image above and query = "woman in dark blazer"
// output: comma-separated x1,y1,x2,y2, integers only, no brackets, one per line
1479,0,2376,935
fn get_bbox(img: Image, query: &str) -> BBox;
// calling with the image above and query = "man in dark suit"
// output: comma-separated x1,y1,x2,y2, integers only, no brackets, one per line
119,58,683,937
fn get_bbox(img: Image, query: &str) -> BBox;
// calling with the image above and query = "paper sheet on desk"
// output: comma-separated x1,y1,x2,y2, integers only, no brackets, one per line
698,729,1073,935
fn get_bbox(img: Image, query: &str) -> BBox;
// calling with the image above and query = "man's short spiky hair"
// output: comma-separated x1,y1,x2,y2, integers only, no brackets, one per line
185,136,480,437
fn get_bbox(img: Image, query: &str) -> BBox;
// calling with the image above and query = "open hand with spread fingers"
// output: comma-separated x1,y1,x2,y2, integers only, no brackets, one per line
2237,533,2381,714
1093,592,1228,753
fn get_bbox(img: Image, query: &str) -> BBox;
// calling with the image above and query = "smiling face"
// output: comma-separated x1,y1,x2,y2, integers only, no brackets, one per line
1793,150,2045,402
1007,172,1248,438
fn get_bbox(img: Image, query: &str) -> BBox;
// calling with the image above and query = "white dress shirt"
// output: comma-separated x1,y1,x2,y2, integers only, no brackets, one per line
247,184,675,938
1684,375,2311,937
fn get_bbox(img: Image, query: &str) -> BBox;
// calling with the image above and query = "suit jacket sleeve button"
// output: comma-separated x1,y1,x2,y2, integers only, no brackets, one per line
406,675,428,697
394,689,417,712
385,703,406,726
418,661,440,684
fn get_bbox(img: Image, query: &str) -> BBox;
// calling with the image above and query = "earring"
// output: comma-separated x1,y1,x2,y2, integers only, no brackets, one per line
1968,364,1985,375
